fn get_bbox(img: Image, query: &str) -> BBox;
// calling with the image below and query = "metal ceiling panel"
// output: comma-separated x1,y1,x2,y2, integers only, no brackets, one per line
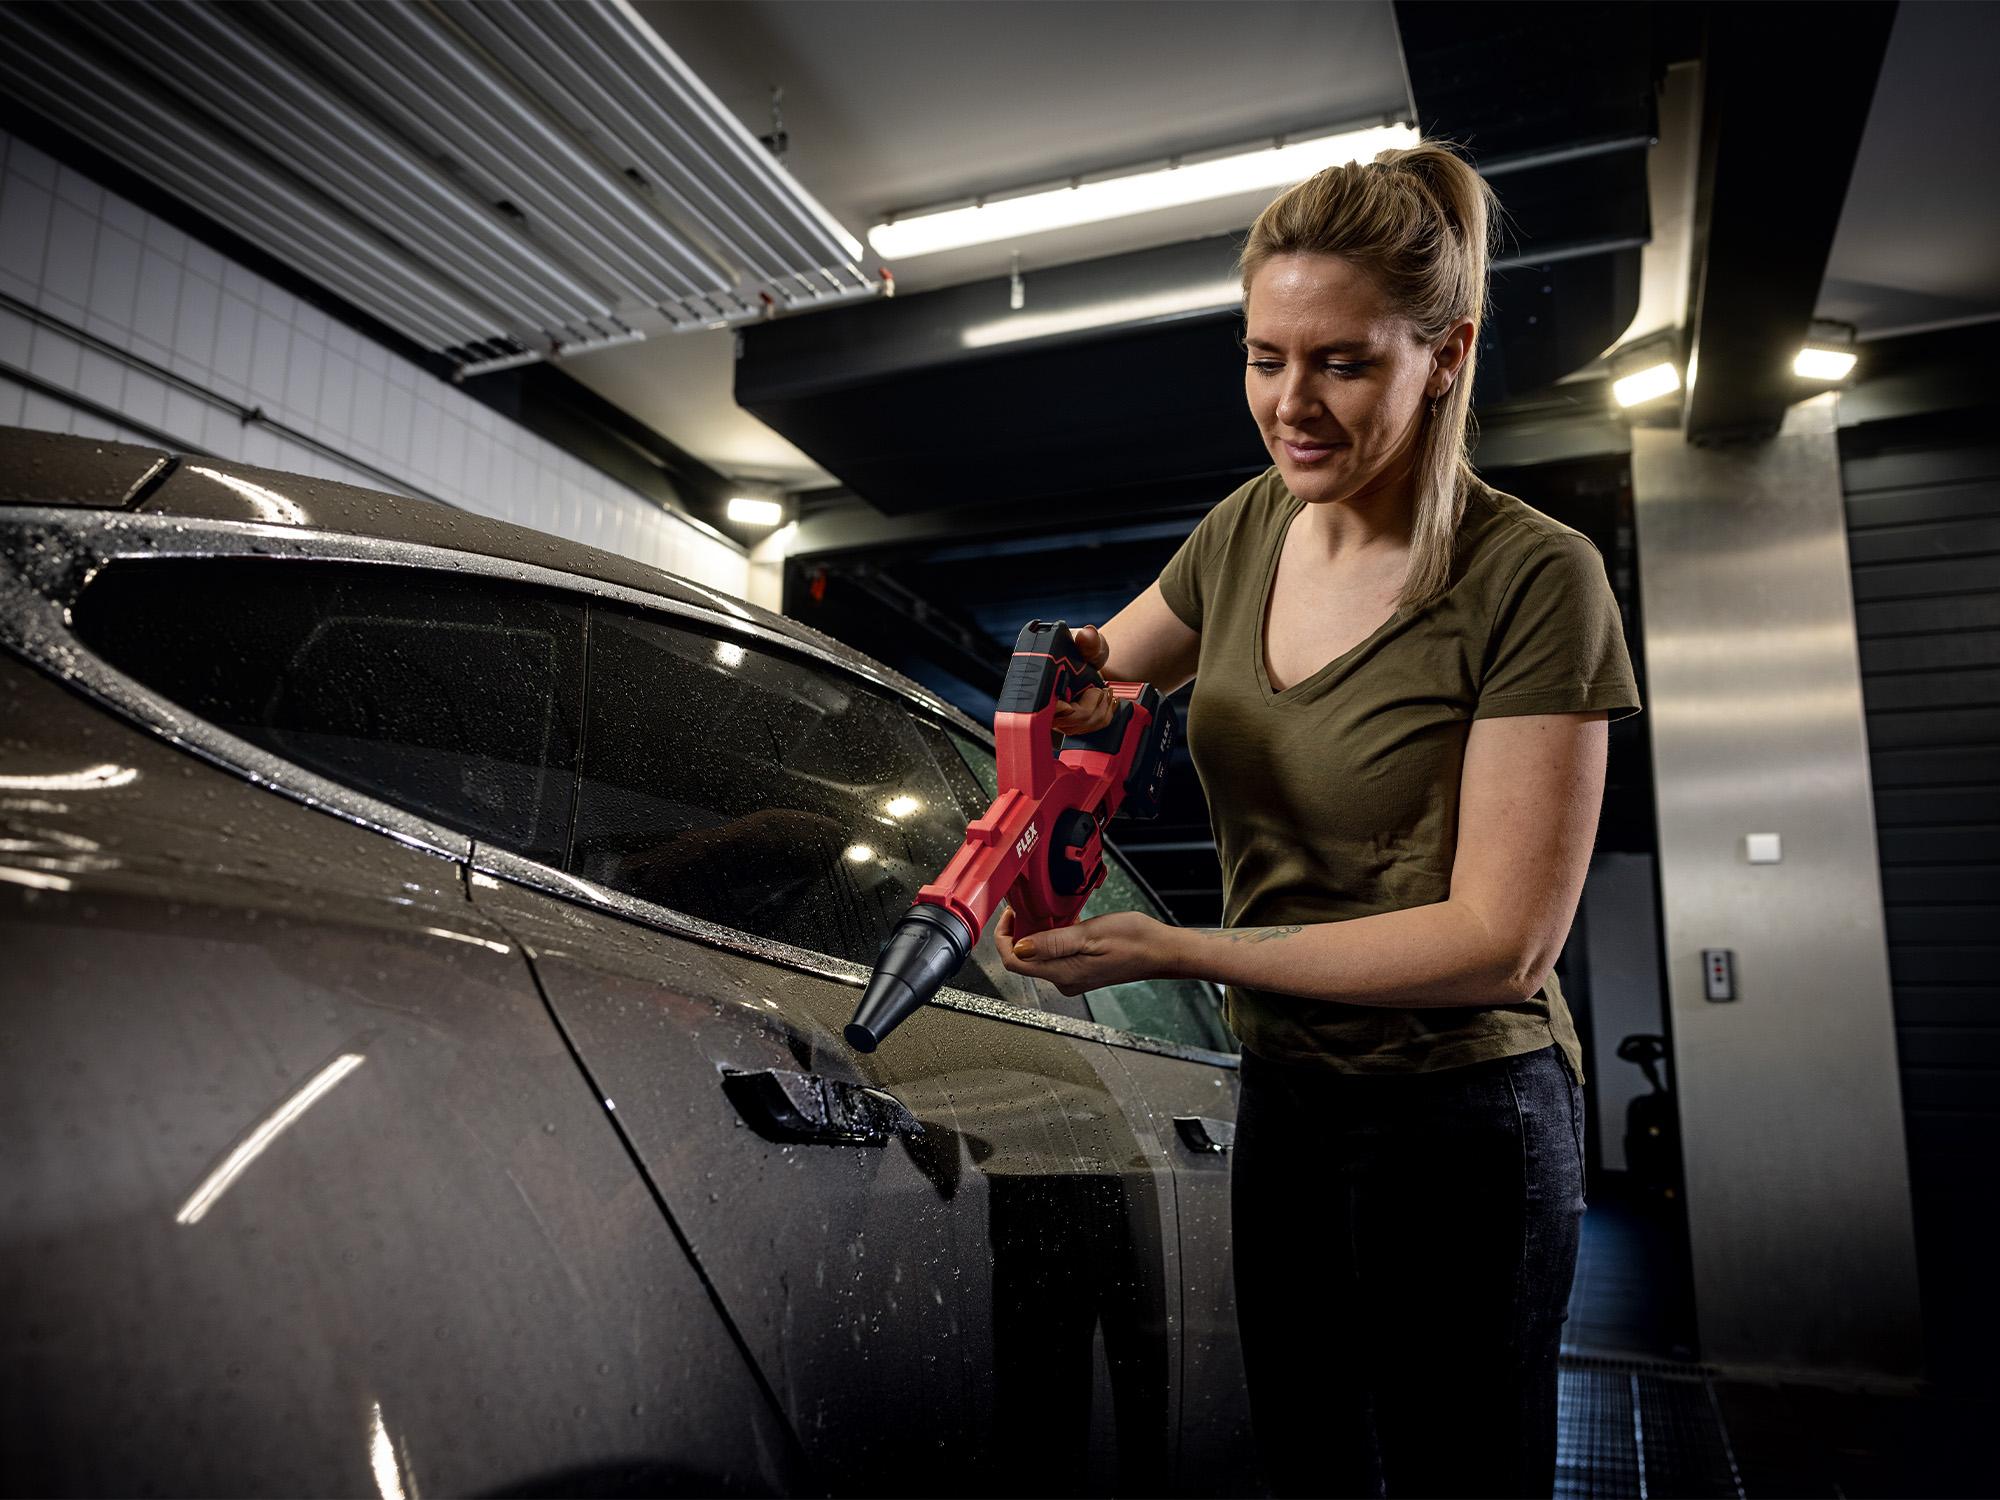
0,0,881,373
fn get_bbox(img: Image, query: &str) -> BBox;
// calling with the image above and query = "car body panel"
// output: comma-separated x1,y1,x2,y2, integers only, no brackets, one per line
0,428,1253,1494
906,1001,1182,1496
1100,1046,1256,1494
0,657,805,1496
468,861,1192,1495
0,427,170,508
464,868,978,1494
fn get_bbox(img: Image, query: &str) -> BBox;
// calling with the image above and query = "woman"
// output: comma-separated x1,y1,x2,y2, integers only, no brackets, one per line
995,142,1641,1498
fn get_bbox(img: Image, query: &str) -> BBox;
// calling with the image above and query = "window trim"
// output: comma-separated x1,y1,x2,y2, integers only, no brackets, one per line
0,506,1237,1070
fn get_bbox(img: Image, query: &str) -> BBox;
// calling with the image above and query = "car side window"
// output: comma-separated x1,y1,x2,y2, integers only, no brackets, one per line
943,726,1236,1053
1078,853,1236,1052
70,558,585,862
565,606,1037,1005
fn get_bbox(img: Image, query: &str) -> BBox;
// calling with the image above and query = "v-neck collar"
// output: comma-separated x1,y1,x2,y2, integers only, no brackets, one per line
1254,491,1409,706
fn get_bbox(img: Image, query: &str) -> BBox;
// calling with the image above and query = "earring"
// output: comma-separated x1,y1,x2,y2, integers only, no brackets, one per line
1428,392,1441,418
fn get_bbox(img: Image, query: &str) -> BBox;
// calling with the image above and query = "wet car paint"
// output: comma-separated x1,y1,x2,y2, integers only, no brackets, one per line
466,872,978,1494
0,427,1252,1495
0,427,170,508
1100,1047,1259,1493
0,659,804,1496
471,865,1192,1497
910,1004,1182,1497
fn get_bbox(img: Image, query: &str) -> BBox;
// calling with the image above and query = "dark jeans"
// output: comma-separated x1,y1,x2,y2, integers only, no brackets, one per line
1231,1044,1586,1499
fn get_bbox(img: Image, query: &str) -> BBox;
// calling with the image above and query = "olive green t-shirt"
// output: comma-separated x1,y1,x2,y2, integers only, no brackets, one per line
1156,467,1641,1079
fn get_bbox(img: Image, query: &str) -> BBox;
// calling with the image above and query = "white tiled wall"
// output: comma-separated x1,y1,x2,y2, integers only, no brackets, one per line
0,128,750,598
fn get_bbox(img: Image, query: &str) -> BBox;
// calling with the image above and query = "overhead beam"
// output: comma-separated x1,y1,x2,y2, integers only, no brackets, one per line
1683,3,1897,445
788,392,1632,561
788,478,1224,561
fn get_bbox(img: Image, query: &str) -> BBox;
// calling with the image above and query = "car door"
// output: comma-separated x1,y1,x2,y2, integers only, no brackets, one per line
896,977,1180,1498
1069,851,1259,1495
10,542,805,1496
465,864,974,1494
936,723,1252,1494
466,598,1183,1495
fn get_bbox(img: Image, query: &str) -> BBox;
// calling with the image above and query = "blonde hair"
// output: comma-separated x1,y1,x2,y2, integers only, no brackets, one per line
1240,140,1498,610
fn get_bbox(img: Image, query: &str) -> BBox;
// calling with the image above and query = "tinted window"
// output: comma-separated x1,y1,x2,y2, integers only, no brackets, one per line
73,558,584,861
944,727,1235,1053
567,608,1036,1004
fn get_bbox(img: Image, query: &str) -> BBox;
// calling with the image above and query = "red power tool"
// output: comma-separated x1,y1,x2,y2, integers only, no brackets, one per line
845,620,1176,1052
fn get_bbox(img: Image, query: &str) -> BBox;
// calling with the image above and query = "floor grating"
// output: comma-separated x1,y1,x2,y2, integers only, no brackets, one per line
1557,1354,1745,1500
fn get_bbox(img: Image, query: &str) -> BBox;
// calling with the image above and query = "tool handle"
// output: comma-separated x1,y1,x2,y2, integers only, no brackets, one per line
997,620,1107,717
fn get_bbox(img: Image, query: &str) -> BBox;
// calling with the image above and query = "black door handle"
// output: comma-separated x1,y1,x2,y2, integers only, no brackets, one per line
1174,1115,1236,1154
722,1068,924,1147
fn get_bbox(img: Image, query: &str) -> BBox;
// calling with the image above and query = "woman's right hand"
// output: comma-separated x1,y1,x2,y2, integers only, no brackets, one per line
1052,624,1118,737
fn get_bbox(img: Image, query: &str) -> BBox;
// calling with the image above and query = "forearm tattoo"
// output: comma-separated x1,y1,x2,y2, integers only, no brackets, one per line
1202,924,1304,945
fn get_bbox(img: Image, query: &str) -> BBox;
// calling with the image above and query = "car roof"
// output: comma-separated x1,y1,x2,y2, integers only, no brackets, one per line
0,425,984,739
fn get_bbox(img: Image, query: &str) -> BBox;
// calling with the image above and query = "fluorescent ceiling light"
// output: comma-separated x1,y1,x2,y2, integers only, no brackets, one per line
871,122,1419,260
1794,346,1857,381
727,496,784,526
1613,361,1681,408
963,279,1243,349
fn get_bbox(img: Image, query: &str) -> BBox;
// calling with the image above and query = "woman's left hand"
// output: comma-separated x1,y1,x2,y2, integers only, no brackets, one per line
994,906,1175,997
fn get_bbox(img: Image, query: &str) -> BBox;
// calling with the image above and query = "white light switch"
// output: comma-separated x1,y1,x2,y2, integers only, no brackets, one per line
1746,832,1782,864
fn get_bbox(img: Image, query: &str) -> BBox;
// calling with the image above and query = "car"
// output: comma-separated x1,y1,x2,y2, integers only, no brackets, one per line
0,425,1253,1497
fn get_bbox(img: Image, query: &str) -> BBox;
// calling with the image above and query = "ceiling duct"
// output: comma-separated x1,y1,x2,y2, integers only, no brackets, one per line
0,0,880,374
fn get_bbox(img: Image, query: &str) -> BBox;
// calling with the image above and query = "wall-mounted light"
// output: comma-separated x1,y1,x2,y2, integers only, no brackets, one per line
869,120,1418,260
1613,361,1682,408
1608,331,1686,412
1794,348,1856,380
1794,320,1858,382
727,496,784,527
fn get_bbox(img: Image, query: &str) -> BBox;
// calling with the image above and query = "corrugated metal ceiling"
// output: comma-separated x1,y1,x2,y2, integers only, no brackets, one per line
0,0,881,374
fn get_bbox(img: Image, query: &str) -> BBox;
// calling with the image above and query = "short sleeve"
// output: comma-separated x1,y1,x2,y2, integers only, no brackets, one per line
1156,475,1261,632
1474,534,1641,720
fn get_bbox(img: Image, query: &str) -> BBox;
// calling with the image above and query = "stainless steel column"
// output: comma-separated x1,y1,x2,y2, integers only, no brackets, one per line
1630,394,1922,1378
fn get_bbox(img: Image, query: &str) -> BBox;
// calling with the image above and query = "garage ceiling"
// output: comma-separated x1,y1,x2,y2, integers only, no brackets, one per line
1818,0,2000,342
632,0,1412,296
565,0,1413,486
564,0,2000,491
0,0,881,368
8,2,1994,494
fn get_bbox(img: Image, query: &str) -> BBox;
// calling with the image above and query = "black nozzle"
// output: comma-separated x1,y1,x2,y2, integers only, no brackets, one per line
845,904,974,1053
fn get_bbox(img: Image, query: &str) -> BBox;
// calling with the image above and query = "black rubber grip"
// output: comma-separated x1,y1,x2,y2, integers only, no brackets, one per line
1118,690,1174,821
997,620,1107,715
1062,698,1134,755
1047,807,1099,897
